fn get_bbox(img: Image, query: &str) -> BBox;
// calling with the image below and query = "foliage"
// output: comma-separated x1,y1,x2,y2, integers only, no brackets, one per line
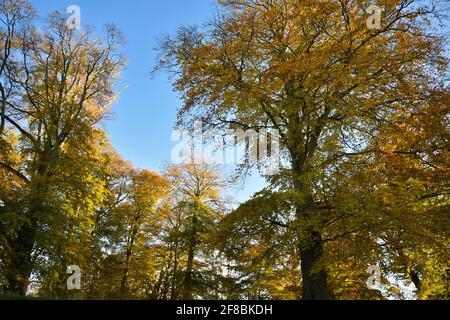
0,0,448,300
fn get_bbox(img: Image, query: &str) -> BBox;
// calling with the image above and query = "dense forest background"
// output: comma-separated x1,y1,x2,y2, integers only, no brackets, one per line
0,0,449,300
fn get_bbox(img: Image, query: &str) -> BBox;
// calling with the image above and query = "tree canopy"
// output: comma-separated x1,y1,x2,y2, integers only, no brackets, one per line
0,0,448,300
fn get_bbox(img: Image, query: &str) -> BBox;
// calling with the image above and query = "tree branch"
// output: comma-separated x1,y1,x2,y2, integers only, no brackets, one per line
0,161,30,183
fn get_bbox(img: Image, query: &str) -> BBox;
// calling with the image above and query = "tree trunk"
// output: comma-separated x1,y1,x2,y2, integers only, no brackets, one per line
299,230,330,300
409,269,421,292
183,213,198,300
121,248,133,298
183,240,195,299
4,182,44,296
4,220,36,296
120,270,129,298
4,151,58,296
170,240,180,299
293,158,331,300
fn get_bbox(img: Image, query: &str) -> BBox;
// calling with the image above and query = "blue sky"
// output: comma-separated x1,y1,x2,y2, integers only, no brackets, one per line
32,0,266,202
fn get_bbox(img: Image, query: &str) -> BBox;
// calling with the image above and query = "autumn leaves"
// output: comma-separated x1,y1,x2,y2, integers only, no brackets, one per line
0,0,449,300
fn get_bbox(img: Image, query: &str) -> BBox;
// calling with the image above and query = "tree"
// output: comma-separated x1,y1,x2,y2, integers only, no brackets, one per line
115,169,169,298
1,0,447,301
34,130,113,299
156,0,448,299
78,150,170,299
165,163,226,299
0,0,34,137
82,162,229,300
0,5,124,295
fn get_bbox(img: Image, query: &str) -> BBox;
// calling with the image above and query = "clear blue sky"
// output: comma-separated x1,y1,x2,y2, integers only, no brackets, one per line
32,0,266,202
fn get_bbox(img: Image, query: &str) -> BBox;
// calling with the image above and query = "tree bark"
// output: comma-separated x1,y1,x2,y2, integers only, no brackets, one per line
299,230,330,300
4,220,36,296
3,151,56,296
183,212,198,300
293,158,331,300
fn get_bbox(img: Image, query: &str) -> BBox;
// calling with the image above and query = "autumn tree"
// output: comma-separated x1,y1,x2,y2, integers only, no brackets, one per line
156,0,449,299
83,162,229,300
114,169,169,298
0,3,124,295
165,163,226,299
33,131,113,299
0,0,34,137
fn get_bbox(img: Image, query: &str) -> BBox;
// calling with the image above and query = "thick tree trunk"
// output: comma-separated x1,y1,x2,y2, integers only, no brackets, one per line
4,152,56,296
4,220,36,296
170,241,180,299
183,239,195,299
121,247,133,298
5,186,44,296
409,269,421,292
293,158,331,300
183,213,198,300
299,231,330,300
120,270,129,297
